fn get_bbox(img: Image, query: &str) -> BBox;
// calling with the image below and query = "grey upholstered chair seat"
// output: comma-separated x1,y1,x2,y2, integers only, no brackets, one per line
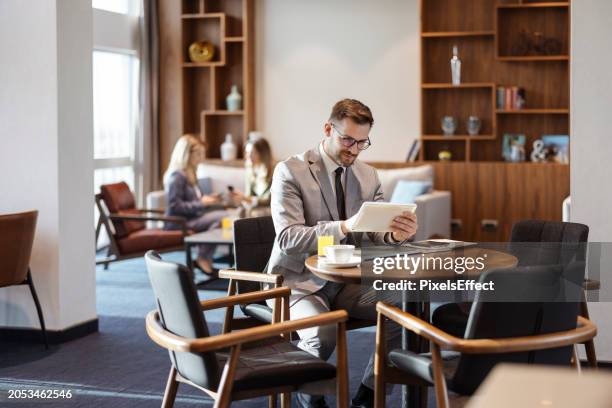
241,303,273,323
388,349,460,385
217,340,336,392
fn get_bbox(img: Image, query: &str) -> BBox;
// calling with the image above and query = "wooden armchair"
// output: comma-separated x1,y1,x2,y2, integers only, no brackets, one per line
0,210,48,348
95,182,188,268
374,265,598,408
144,251,349,408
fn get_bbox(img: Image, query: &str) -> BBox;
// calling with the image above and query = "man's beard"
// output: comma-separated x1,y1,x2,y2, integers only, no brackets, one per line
340,151,357,166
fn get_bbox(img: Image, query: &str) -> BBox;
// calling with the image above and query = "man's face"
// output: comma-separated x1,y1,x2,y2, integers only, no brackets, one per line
323,118,371,167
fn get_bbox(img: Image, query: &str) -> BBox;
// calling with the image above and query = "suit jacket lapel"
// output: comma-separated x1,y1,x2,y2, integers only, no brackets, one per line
307,148,340,221
346,163,365,218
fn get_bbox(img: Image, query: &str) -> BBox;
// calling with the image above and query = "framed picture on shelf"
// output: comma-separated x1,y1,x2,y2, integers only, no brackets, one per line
542,135,569,164
502,133,526,162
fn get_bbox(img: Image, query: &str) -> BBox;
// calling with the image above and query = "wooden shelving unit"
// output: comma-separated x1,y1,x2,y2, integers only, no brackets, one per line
180,0,254,159
420,0,570,163
418,0,571,241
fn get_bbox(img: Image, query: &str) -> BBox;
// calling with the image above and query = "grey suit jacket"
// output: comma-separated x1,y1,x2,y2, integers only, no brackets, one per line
267,146,396,292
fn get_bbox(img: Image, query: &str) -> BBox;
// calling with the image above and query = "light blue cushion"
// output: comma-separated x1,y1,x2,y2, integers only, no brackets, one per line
390,180,432,204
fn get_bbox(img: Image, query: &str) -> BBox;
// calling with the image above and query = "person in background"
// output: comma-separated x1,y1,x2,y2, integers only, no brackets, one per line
230,137,274,216
163,134,227,276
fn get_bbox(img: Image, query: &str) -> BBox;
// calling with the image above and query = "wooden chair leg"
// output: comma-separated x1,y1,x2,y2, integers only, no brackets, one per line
572,345,582,374
431,344,449,408
584,340,598,368
580,294,598,368
162,366,179,408
336,321,349,407
214,345,241,408
222,280,236,334
374,313,386,408
26,270,48,349
268,394,277,408
280,393,291,408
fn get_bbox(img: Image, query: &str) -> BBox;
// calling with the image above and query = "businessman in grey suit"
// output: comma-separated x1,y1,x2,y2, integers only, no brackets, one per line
268,99,418,408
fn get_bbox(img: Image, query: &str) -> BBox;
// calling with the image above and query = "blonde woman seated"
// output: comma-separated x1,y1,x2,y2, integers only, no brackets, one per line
164,134,228,276
230,138,274,217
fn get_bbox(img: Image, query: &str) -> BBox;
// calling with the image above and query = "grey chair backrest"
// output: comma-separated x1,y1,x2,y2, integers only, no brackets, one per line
509,220,588,266
145,251,220,389
233,216,276,295
452,263,584,395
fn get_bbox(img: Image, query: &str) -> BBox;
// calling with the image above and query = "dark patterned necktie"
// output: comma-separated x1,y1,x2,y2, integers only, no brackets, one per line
334,167,346,220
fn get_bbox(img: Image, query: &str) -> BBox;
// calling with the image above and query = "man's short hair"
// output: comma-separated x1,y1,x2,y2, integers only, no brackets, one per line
329,98,374,128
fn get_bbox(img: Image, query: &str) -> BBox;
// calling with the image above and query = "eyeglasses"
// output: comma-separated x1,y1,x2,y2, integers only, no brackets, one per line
331,124,372,150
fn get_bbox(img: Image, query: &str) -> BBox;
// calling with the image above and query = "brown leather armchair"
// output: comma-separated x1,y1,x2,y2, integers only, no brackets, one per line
95,182,188,268
0,210,48,348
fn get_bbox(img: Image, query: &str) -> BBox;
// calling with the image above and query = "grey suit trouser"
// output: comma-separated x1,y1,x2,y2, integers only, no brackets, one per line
290,282,402,391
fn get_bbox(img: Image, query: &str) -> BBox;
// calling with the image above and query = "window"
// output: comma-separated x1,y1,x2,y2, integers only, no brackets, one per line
93,50,139,191
93,2,142,247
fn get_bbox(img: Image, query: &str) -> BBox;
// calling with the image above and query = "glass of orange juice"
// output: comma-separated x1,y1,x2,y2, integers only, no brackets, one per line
317,222,334,257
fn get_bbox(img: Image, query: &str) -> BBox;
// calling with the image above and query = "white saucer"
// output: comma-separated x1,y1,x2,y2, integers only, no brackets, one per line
319,255,361,268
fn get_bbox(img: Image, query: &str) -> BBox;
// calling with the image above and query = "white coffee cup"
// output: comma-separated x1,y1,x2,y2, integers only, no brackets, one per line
324,245,355,263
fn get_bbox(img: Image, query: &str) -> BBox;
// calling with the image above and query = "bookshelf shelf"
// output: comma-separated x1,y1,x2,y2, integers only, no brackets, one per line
496,55,569,62
422,30,495,38
422,135,495,140
496,109,569,114
203,110,245,116
422,83,495,89
496,3,569,10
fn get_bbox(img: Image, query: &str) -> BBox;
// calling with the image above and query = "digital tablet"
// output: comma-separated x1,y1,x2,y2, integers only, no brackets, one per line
350,202,417,232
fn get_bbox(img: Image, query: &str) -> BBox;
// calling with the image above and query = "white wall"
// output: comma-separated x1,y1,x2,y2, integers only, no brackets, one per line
571,0,612,361
255,0,420,162
0,0,96,331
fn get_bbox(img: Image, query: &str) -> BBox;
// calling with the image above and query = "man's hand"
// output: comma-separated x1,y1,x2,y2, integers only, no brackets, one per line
340,212,359,235
390,211,418,242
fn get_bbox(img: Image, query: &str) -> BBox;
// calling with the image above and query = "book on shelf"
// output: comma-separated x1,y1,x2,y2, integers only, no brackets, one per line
497,86,526,110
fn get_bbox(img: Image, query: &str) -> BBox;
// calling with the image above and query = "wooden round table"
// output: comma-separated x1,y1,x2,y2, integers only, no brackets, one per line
305,246,518,408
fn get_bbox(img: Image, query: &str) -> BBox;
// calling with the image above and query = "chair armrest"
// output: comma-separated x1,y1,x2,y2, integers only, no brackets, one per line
218,269,284,285
377,302,598,354
146,309,348,353
109,213,186,229
109,213,184,223
136,208,165,214
200,287,290,311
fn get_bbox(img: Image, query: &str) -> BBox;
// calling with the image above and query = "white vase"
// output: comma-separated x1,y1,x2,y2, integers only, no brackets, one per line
226,85,242,112
221,133,237,161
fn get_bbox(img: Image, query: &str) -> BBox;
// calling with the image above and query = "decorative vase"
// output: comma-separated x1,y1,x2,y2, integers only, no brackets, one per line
441,116,457,136
226,85,242,112
221,133,237,161
188,41,215,62
438,150,452,161
467,116,481,136
450,45,461,85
